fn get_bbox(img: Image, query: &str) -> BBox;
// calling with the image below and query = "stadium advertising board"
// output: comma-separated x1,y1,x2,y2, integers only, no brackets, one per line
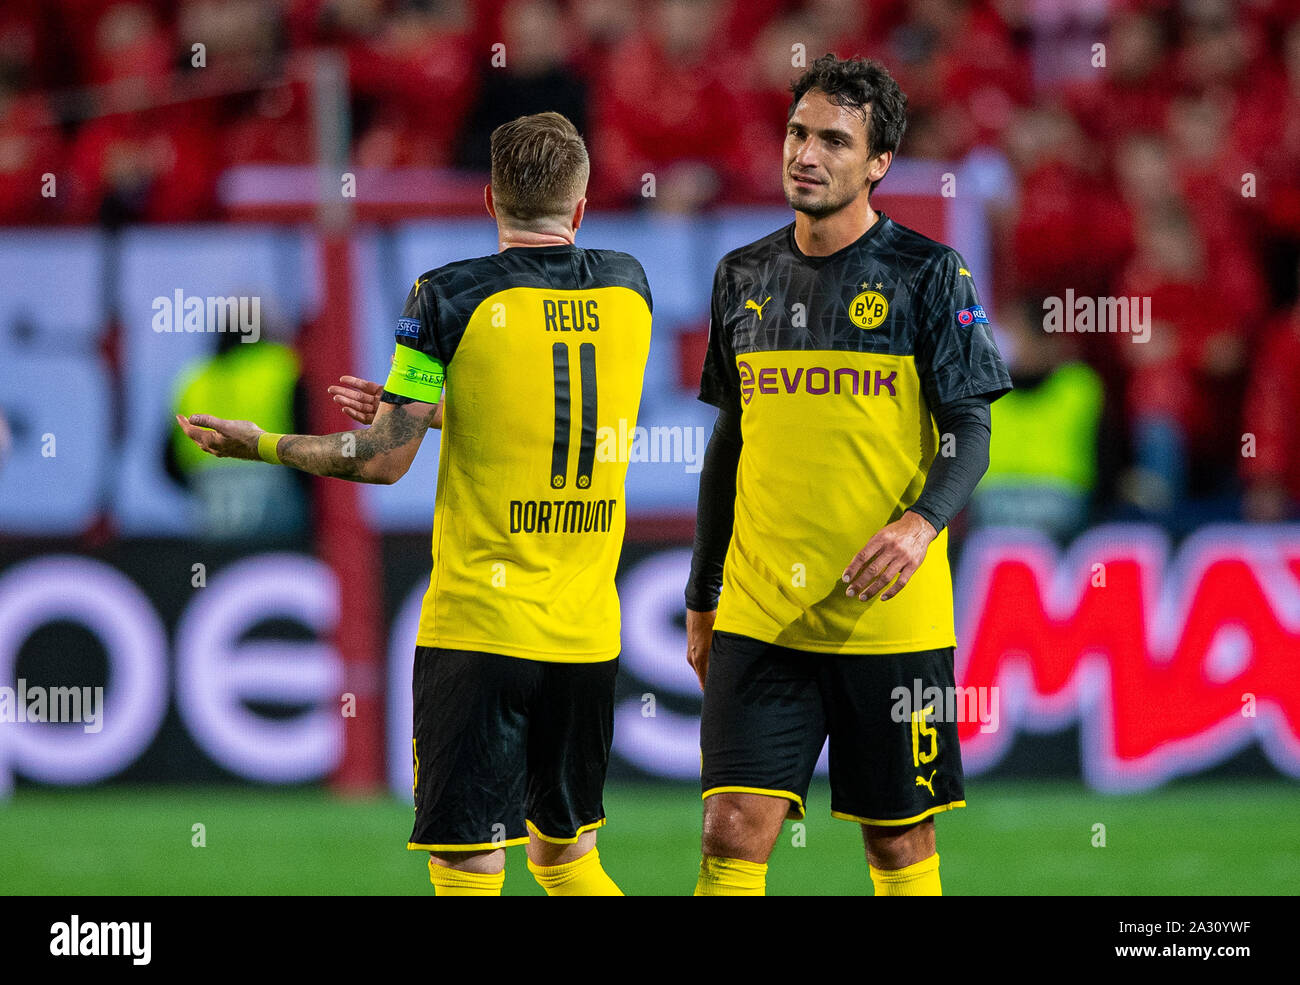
1,525,1297,797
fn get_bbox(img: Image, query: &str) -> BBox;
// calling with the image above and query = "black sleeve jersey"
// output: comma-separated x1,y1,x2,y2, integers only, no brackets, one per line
693,214,1011,653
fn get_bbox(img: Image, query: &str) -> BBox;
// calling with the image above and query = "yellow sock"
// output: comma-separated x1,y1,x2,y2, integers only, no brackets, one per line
427,858,505,896
527,847,623,896
694,856,767,896
870,852,942,896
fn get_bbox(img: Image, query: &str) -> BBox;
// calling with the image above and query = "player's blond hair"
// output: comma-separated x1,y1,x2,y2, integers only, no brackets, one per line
490,112,590,227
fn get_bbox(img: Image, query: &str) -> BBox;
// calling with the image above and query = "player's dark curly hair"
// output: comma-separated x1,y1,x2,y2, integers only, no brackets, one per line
789,55,908,193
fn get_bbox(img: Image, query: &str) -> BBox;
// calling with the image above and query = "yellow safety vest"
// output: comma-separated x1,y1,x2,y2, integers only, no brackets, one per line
171,343,299,475
985,362,1103,492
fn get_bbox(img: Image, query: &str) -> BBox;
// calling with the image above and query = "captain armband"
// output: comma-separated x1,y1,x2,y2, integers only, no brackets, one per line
384,344,446,404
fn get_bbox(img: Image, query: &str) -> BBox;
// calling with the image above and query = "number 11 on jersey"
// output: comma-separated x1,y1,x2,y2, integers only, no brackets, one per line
550,341,598,490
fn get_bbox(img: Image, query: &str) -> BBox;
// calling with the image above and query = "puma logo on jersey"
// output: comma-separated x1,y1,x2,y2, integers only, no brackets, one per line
915,770,937,797
745,296,772,320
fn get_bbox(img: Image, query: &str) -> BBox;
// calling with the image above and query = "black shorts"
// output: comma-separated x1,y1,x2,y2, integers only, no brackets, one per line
700,630,966,826
407,645,617,852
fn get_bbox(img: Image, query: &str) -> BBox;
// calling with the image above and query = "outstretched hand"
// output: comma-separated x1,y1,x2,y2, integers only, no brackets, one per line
328,376,383,426
175,414,262,461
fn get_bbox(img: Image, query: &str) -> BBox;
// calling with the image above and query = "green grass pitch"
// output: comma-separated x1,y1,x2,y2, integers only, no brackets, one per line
2,780,1296,895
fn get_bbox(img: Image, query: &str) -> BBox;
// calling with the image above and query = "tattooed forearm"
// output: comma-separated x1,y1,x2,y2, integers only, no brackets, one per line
277,433,371,480
277,402,436,483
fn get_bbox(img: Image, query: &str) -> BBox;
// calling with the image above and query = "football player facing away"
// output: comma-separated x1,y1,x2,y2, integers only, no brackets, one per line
179,112,652,896
685,56,1012,895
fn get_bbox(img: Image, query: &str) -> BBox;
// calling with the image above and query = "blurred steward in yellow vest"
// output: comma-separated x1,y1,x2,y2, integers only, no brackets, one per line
167,328,308,539
969,298,1104,542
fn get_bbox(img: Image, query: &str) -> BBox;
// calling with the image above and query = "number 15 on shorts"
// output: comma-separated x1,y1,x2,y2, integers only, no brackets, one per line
911,706,938,767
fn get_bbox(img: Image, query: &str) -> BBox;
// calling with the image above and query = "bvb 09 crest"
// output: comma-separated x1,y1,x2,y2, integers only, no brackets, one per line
849,290,889,330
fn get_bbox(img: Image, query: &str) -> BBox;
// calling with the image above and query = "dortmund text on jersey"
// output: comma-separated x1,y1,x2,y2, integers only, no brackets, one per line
384,245,653,662
699,215,1011,653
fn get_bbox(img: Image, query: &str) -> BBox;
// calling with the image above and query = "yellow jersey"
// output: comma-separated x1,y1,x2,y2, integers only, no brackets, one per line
382,245,653,662
698,216,1011,653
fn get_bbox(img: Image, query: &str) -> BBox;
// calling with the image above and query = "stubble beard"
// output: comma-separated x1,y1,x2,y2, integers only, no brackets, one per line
785,176,857,219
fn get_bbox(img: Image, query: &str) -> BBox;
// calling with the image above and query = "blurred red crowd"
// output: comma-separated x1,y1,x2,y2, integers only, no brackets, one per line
2,0,1299,517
